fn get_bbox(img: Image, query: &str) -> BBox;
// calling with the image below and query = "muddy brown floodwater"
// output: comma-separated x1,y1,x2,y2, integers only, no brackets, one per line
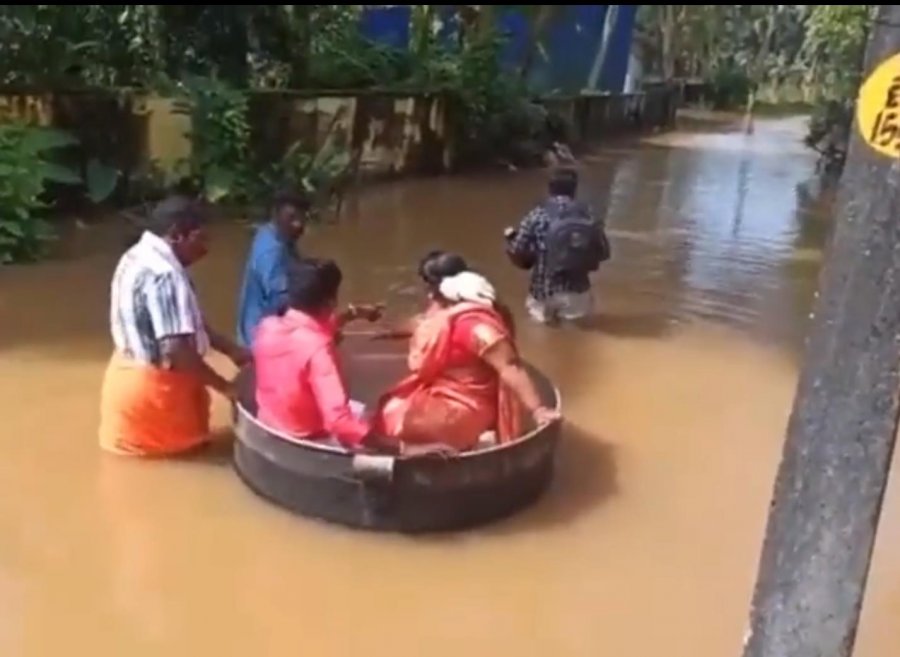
1,115,899,657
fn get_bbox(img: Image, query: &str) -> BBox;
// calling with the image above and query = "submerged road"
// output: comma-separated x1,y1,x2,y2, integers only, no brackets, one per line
4,116,897,657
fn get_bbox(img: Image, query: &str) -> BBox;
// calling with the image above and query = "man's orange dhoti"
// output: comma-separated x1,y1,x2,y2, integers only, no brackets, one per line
99,352,210,457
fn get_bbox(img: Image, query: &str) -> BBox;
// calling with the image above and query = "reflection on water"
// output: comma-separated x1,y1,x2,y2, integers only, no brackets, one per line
587,116,831,350
2,116,896,657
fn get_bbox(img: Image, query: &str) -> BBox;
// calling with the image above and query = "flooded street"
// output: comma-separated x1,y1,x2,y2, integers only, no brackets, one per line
1,115,898,657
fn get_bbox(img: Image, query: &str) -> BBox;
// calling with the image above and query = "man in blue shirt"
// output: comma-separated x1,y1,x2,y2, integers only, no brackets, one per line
236,189,310,345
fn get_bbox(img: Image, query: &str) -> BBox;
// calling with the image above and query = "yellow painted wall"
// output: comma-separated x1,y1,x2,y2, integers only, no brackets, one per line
0,94,53,125
143,96,191,174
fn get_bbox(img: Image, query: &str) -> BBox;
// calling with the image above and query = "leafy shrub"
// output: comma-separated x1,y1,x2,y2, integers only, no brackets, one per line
174,76,252,202
171,76,356,210
805,99,852,149
0,124,119,263
708,67,753,109
259,112,355,219
805,98,852,177
273,141,351,196
306,24,558,167
442,34,552,167
0,125,61,263
308,30,413,90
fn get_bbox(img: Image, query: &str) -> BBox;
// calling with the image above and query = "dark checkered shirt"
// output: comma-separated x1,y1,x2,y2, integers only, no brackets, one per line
508,196,594,301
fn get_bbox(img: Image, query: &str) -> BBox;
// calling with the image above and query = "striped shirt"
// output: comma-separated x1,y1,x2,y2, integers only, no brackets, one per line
109,231,209,365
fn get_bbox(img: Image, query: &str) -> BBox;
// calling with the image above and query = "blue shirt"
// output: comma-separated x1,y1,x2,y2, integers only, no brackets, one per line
236,223,299,346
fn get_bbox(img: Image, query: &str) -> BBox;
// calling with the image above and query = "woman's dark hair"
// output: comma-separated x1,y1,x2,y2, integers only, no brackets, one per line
287,258,343,313
548,167,578,198
418,250,468,289
418,250,514,334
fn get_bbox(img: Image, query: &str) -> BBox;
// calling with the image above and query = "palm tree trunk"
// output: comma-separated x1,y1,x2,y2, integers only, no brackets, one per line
520,6,551,81
743,86,757,134
586,4,619,91
744,6,778,133
660,5,677,81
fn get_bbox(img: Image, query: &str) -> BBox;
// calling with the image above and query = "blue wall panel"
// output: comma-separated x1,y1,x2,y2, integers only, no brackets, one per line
357,5,637,93
531,5,608,93
599,5,637,92
358,5,411,50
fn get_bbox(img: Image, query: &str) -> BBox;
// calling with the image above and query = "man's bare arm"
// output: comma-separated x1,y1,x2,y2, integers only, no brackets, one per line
205,323,251,366
161,335,233,397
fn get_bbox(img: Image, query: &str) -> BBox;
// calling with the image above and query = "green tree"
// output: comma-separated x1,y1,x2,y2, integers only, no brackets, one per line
801,5,874,100
801,6,875,177
0,6,98,86
636,5,862,109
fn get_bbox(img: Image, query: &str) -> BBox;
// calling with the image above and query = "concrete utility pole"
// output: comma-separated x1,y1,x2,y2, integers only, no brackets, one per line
742,5,900,657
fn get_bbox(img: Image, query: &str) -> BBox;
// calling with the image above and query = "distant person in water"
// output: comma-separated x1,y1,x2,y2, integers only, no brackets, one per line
372,251,559,454
99,196,249,457
253,258,385,449
236,189,310,346
504,168,608,324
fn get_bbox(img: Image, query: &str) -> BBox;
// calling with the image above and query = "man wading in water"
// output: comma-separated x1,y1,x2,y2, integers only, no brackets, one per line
504,168,608,324
99,196,248,457
236,188,310,346
235,187,384,346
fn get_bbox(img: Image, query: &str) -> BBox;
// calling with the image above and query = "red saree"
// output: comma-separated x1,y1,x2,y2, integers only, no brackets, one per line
374,302,522,451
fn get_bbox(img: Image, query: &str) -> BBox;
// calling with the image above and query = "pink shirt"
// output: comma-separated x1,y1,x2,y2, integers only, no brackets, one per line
253,309,370,447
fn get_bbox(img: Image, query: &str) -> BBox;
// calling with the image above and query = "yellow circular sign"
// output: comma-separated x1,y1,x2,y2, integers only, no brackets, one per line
858,52,900,157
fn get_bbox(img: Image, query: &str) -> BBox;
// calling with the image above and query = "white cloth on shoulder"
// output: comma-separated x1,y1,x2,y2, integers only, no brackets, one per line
439,271,496,306
349,400,366,419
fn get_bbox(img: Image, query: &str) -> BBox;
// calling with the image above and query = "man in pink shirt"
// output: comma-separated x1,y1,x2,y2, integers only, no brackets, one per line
253,258,382,449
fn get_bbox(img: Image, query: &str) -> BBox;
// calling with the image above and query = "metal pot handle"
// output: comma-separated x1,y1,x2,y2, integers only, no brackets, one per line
351,453,396,483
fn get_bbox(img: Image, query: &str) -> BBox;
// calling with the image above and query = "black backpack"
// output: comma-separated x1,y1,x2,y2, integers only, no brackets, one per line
544,200,610,275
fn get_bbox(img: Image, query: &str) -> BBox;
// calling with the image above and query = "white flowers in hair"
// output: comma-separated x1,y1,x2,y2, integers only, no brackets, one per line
439,271,496,306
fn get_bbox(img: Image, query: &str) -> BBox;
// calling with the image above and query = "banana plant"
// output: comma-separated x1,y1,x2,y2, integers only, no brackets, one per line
0,124,120,263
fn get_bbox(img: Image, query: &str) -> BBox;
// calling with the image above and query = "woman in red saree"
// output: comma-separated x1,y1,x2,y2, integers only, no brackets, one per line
374,251,559,454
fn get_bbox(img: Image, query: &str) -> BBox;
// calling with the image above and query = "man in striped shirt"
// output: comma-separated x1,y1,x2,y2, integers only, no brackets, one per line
99,196,249,457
